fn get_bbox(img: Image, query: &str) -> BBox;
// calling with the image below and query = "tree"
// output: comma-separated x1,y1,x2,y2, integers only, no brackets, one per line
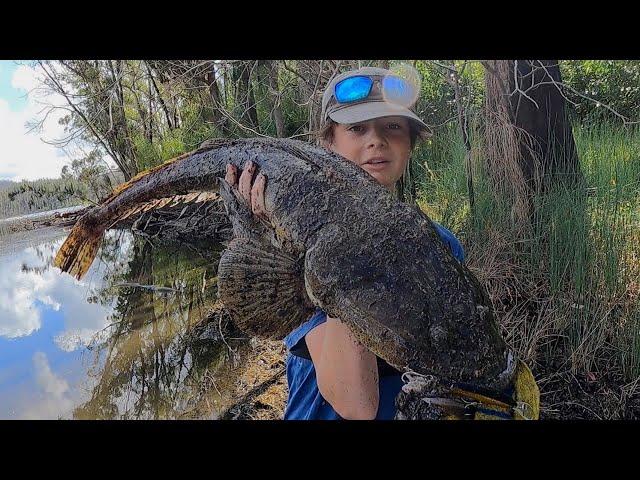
483,60,582,192
37,61,140,180
258,60,286,138
61,149,115,201
482,60,584,226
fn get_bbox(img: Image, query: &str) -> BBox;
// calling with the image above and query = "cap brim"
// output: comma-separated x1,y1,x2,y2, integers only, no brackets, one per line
328,101,429,130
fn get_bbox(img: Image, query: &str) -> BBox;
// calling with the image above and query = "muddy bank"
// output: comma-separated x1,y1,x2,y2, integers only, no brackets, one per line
179,313,288,420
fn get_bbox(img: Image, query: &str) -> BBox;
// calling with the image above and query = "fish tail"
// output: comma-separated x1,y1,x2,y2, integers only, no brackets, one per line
54,223,104,280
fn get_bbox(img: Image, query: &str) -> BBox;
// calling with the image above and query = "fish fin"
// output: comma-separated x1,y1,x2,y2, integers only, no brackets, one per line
217,237,314,339
102,150,196,202
108,192,221,229
54,223,104,280
103,138,224,203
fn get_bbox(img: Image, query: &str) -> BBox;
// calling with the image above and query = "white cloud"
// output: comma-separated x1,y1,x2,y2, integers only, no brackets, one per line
0,243,61,337
0,232,129,346
0,63,71,180
19,352,74,419
33,351,69,397
11,65,41,93
0,283,41,337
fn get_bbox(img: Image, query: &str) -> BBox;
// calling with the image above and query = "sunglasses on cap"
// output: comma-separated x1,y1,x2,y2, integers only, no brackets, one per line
334,74,417,107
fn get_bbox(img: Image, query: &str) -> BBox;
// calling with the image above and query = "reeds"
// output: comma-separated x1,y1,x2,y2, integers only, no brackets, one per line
413,121,640,389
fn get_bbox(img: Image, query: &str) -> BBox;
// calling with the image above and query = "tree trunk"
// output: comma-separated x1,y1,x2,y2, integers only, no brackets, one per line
109,60,139,174
245,63,259,130
450,68,475,212
265,61,286,137
296,60,342,135
205,61,233,136
510,60,582,187
484,60,582,192
232,61,259,132
131,84,151,142
147,74,154,143
144,61,174,130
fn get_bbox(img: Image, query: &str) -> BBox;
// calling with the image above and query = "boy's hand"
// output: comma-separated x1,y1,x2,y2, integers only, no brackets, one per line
225,161,270,221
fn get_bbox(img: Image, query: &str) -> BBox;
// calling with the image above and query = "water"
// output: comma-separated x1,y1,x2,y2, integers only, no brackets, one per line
0,226,247,419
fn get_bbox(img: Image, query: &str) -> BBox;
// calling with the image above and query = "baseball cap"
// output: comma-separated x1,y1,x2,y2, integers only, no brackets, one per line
320,66,428,130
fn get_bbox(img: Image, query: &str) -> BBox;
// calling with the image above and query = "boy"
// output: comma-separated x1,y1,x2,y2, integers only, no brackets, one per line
225,67,464,419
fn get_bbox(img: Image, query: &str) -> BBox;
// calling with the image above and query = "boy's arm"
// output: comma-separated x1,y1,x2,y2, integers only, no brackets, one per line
306,316,379,420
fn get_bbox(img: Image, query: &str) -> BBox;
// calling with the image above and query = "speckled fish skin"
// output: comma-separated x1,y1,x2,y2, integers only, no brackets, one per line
54,137,510,391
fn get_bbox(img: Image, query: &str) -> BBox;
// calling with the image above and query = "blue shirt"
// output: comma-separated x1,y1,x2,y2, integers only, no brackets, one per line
283,222,465,420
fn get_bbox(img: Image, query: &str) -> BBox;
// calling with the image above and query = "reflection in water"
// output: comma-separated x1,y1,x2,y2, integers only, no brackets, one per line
0,231,117,342
72,236,246,419
0,227,253,419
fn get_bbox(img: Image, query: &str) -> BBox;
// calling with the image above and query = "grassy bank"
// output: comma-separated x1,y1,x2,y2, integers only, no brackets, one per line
413,121,640,418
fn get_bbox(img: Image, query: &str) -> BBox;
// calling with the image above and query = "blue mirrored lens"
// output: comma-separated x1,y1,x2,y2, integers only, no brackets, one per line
382,75,414,104
335,76,373,103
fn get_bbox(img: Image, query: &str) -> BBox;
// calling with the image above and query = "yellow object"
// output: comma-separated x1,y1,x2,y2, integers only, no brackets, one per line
442,359,540,420
472,359,539,420
511,359,540,420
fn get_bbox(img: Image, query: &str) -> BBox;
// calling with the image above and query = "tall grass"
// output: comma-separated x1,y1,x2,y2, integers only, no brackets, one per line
413,121,640,382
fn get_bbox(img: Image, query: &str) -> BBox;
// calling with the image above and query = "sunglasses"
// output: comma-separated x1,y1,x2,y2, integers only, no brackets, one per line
334,74,417,107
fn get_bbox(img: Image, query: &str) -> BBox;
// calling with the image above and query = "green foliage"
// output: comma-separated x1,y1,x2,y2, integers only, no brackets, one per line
412,60,485,128
62,149,116,201
414,122,640,381
412,122,470,233
525,126,640,376
133,110,217,173
561,60,640,124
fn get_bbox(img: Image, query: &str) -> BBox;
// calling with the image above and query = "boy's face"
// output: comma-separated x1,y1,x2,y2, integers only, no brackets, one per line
328,116,412,190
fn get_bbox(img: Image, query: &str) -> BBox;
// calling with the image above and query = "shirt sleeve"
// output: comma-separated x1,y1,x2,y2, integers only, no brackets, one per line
283,308,327,353
431,221,465,263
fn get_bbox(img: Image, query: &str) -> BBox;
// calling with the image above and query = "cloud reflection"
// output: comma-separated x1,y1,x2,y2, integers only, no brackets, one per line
20,352,73,419
0,231,133,351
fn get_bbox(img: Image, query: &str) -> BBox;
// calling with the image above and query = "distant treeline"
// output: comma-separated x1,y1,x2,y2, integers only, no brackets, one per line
0,180,14,191
0,177,89,219
0,171,123,218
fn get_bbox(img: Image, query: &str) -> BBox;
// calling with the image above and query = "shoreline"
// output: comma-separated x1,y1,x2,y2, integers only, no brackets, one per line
0,206,88,235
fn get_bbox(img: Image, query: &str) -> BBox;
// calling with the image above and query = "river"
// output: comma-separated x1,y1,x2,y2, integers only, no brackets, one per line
0,215,251,419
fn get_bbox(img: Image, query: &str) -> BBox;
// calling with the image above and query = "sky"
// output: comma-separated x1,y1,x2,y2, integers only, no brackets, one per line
0,60,71,181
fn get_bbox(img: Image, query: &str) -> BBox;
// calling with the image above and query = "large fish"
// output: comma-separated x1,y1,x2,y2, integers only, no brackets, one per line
54,137,512,398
